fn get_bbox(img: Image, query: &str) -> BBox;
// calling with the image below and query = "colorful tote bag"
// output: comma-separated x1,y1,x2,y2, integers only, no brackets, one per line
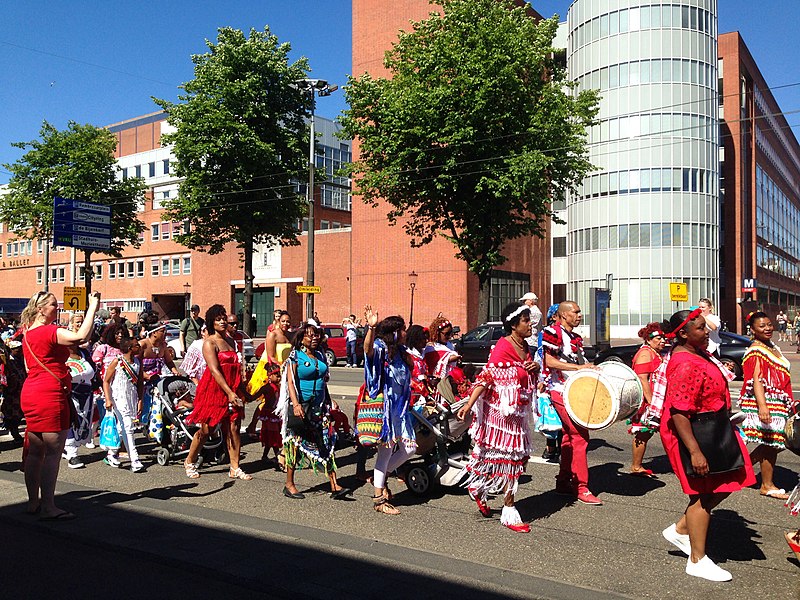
355,385,384,447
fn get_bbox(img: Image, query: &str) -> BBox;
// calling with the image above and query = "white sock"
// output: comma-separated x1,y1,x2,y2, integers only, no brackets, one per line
501,505,522,525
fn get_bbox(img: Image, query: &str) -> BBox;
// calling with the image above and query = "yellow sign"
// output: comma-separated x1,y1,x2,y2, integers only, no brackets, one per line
296,285,321,294
669,282,688,302
64,286,86,311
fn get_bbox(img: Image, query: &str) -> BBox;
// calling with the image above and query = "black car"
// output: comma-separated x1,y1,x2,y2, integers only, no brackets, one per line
594,330,751,378
454,322,505,364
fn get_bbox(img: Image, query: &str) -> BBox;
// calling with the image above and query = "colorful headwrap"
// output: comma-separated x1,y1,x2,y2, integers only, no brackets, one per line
437,320,452,331
648,329,665,340
664,308,702,340
546,303,559,322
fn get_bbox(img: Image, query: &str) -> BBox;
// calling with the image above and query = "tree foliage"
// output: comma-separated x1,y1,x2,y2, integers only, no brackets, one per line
340,0,599,314
154,26,312,333
0,120,147,256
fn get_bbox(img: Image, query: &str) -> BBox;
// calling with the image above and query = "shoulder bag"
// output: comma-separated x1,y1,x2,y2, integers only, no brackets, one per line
24,333,78,429
677,406,745,477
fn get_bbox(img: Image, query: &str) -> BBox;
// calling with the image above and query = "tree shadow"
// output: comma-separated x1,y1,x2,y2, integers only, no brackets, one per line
707,508,766,563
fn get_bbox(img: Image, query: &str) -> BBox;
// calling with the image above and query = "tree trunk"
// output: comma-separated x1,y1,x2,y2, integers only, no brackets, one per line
242,241,254,337
477,278,491,324
84,250,93,297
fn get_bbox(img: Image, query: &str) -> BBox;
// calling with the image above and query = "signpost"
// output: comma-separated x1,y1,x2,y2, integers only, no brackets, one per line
669,282,688,302
63,286,87,311
53,197,111,250
296,285,321,294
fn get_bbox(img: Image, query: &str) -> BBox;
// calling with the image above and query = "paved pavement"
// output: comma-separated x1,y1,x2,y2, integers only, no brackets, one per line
1,340,799,599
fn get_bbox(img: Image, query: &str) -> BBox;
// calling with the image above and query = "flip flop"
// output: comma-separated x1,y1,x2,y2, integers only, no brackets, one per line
39,511,76,522
761,488,789,499
629,469,656,478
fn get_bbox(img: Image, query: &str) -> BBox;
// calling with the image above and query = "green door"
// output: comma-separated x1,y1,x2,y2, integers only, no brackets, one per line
235,288,273,337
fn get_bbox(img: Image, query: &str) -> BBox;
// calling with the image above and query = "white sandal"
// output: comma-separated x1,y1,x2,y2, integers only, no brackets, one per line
184,461,200,479
229,467,253,481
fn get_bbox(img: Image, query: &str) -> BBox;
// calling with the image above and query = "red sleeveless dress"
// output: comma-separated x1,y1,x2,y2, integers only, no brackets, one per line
186,350,243,427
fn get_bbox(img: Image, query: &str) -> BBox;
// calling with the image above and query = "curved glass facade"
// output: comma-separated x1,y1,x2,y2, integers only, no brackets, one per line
566,0,719,336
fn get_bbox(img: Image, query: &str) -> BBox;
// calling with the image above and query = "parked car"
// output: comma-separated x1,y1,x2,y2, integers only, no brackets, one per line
454,322,504,364
594,330,751,378
321,323,365,366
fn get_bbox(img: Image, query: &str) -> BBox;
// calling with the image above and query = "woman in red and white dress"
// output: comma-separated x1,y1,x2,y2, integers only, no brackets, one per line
457,302,537,533
423,316,460,382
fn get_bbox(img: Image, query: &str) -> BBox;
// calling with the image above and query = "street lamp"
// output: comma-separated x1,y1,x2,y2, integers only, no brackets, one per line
183,282,191,319
295,78,339,321
409,271,418,325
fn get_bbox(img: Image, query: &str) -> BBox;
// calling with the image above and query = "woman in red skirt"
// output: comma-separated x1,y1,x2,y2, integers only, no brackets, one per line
21,290,101,520
183,304,251,480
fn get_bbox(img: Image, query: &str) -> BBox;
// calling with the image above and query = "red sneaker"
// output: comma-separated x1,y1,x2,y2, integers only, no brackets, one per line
577,490,603,506
503,521,531,533
474,497,492,518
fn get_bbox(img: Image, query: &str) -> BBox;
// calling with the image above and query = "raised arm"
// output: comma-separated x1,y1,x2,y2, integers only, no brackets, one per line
56,292,100,345
363,305,379,359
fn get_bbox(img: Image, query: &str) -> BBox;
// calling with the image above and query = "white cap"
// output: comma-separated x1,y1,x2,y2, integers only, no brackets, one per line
519,292,538,301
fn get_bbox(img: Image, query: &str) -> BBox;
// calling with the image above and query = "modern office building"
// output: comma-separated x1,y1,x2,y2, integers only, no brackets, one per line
563,0,720,337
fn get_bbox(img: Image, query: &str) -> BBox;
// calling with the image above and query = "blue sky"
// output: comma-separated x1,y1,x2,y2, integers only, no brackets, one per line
1,1,798,184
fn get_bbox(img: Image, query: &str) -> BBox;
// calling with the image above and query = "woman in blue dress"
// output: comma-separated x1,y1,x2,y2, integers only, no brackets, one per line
280,321,349,500
363,306,417,515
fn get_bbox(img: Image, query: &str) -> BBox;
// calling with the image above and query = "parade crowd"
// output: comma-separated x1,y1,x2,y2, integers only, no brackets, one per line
0,290,799,584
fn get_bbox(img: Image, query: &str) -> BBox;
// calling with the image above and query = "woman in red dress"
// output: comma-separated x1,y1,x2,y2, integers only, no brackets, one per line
183,304,251,481
21,290,101,520
627,322,666,476
659,309,755,582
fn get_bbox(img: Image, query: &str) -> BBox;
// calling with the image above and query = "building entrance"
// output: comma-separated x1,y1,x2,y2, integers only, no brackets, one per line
235,288,274,337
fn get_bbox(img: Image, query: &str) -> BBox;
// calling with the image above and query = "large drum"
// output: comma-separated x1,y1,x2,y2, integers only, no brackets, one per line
562,362,643,430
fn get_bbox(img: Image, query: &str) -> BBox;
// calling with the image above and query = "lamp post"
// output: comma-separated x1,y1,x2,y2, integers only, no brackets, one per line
183,282,191,320
409,271,418,325
295,78,338,321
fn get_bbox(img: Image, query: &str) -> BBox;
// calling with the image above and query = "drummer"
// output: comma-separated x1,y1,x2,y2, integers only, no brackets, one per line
542,301,603,506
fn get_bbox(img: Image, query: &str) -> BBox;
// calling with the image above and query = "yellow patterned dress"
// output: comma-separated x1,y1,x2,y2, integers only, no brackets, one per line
738,343,796,448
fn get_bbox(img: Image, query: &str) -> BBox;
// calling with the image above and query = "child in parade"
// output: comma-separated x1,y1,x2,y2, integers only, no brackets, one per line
102,337,144,472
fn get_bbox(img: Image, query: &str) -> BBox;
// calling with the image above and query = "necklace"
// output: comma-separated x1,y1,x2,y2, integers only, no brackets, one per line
508,334,527,359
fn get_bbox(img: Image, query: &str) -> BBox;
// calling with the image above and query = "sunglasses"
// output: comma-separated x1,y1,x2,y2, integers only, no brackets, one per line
227,321,239,326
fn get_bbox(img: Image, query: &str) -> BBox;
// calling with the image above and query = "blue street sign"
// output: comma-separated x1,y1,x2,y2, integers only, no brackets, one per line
52,197,112,250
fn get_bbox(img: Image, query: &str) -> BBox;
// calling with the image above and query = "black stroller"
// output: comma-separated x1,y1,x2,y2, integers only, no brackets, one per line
152,375,226,467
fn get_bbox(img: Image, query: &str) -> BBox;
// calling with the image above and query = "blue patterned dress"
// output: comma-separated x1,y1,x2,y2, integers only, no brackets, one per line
364,339,416,449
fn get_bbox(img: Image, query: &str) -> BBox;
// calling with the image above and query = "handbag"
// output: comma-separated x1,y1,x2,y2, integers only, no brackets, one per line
356,389,384,447
99,411,120,450
677,407,745,477
285,400,312,431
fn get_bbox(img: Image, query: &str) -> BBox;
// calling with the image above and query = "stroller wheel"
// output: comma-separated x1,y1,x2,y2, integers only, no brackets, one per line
156,448,171,466
406,466,431,496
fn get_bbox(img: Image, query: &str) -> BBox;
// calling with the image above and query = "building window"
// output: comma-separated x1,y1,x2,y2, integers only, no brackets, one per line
163,159,170,175
488,271,530,321
136,260,144,278
109,263,116,279
183,256,191,274
95,264,102,280
78,266,85,281
151,258,159,277
553,237,567,258
127,261,135,278
36,269,42,285
58,267,65,282
161,222,171,240
162,258,170,276
148,162,156,177
134,165,142,178
171,257,180,275
37,240,43,254
151,223,160,241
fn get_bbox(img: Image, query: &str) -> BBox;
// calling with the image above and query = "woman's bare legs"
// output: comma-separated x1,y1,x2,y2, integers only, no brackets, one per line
25,430,68,517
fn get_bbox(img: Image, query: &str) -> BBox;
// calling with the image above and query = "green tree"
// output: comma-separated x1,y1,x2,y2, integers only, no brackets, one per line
154,27,312,335
340,0,599,321
1,120,147,294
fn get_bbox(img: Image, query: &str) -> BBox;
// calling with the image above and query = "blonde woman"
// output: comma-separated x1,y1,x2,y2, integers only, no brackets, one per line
20,290,100,520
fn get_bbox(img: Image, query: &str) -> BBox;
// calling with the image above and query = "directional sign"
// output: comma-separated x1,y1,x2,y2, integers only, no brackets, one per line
296,285,321,294
63,286,86,311
669,282,688,302
53,197,112,250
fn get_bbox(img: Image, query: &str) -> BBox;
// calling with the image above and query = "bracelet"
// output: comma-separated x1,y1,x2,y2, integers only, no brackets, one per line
368,325,376,330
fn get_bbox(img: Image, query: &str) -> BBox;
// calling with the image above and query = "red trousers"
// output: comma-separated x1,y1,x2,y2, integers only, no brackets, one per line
550,390,591,492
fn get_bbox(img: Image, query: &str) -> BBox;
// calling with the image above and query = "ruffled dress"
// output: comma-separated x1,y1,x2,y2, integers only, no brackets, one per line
186,351,243,427
659,351,755,495
364,339,416,449
464,337,534,500
738,343,796,448
627,345,662,435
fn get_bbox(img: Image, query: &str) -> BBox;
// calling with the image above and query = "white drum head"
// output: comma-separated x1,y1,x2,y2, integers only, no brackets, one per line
563,370,617,430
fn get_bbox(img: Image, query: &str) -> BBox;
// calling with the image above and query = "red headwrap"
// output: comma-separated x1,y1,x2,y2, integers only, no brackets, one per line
665,308,702,339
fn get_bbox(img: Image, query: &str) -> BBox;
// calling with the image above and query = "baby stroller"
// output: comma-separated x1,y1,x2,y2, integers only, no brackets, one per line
152,375,226,467
404,377,472,496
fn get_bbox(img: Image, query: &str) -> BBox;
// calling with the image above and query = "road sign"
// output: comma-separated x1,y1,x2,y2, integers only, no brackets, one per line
742,278,757,293
53,197,111,250
64,286,86,311
296,285,321,294
669,282,688,302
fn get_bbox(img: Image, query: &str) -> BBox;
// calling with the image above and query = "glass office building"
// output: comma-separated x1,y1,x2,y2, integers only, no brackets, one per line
566,0,719,336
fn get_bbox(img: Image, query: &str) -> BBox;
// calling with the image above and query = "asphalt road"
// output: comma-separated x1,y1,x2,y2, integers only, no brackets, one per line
1,342,799,599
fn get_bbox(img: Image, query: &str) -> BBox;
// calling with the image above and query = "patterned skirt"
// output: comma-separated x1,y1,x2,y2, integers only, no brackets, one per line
738,385,791,449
